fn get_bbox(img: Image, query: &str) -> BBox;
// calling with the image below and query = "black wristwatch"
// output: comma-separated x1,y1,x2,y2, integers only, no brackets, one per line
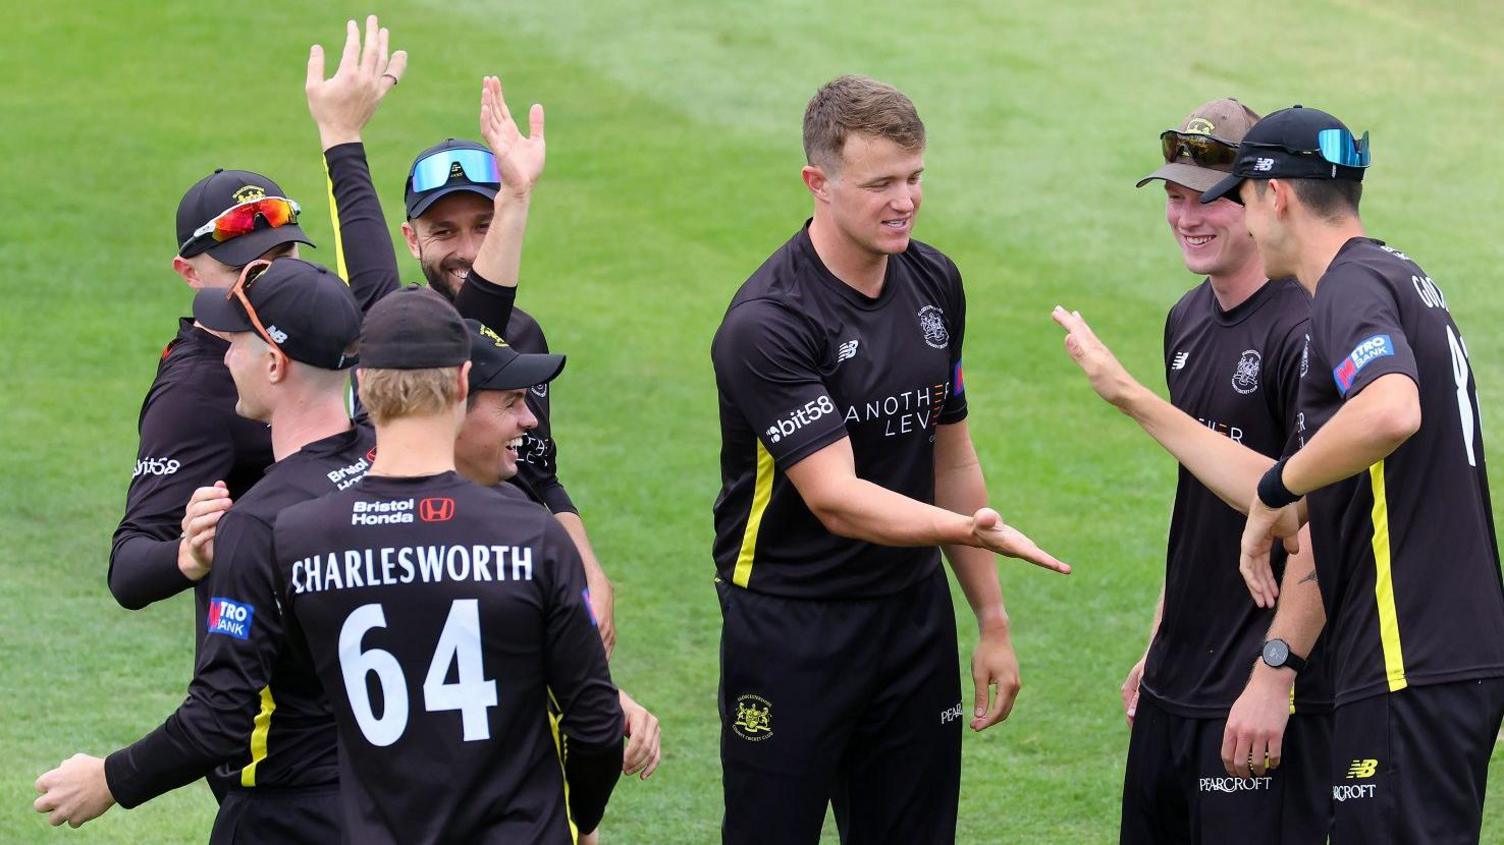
1261,638,1307,673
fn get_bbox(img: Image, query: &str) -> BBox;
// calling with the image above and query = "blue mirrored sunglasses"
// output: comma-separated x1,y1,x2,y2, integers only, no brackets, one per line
1316,128,1371,168
409,149,501,193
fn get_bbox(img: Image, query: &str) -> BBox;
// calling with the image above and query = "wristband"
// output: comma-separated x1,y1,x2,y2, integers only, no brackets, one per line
1257,457,1300,509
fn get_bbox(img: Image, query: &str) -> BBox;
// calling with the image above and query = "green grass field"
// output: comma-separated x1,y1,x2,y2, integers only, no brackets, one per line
5,1,1504,841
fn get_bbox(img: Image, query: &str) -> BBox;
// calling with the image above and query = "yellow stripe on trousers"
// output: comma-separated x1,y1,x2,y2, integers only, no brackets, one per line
1369,461,1408,692
732,441,775,588
240,686,276,787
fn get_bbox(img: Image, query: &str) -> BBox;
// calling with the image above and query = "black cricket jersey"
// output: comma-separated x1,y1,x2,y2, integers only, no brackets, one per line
108,141,398,613
104,426,376,808
1142,277,1332,716
273,472,622,844
711,223,967,599
1296,237,1504,706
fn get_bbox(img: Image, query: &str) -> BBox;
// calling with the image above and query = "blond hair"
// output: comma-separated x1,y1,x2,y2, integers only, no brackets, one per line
357,366,462,425
803,75,925,170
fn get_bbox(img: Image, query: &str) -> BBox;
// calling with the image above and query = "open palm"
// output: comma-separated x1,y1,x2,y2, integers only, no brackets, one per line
479,75,545,196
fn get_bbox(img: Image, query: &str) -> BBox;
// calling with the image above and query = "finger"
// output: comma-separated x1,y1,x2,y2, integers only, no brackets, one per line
642,746,662,779
187,510,225,536
383,49,408,90
1220,724,1239,777
493,77,514,126
338,19,359,73
528,103,544,141
1282,533,1300,554
1233,732,1253,779
1268,730,1283,772
306,44,325,90
190,527,217,552
377,26,390,74
360,15,379,75
972,671,989,722
622,730,647,774
992,681,1018,723
49,809,67,827
33,790,55,812
1001,533,1072,574
972,507,999,532
1251,738,1269,776
1050,305,1084,334
1126,685,1139,726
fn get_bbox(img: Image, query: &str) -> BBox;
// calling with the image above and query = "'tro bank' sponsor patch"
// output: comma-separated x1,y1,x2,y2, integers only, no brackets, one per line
207,597,255,639
1333,334,1395,396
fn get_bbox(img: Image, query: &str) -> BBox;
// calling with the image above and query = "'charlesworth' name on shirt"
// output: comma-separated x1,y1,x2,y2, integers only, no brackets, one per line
290,544,535,594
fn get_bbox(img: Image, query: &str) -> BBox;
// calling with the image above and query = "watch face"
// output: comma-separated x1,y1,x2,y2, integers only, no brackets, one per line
1264,639,1290,666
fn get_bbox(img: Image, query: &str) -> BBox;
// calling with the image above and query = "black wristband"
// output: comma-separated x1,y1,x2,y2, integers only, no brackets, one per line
1257,457,1300,509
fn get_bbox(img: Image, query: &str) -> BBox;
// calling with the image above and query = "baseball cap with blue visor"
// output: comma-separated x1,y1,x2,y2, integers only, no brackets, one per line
1201,105,1371,205
404,140,501,219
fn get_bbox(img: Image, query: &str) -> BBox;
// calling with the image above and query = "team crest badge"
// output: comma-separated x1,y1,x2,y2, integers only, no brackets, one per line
232,185,267,204
731,694,773,741
1232,349,1261,395
917,306,949,349
1184,117,1215,136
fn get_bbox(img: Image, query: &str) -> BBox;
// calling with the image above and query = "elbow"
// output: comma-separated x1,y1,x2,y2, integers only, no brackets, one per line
806,500,855,539
107,571,149,611
1375,402,1421,451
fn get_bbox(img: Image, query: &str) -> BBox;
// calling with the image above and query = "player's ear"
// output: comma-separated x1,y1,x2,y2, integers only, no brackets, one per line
455,362,472,406
1268,179,1291,217
172,255,200,289
400,221,422,260
802,164,830,202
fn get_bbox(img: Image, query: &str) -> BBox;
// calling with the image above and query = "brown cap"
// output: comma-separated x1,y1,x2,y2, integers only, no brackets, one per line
1137,98,1261,192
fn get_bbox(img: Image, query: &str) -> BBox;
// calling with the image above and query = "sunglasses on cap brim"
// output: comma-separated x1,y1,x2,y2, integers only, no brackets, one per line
1160,130,1240,169
1245,129,1372,169
180,197,301,254
226,259,288,365
409,149,501,193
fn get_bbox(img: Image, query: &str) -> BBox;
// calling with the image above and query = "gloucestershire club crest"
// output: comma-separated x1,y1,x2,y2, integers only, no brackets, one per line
1184,117,1216,136
917,306,949,349
1232,349,1261,395
731,694,773,741
232,184,267,204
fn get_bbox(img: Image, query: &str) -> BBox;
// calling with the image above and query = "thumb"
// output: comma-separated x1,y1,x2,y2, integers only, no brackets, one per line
215,481,228,490
529,103,545,141
306,44,324,90
972,507,1000,532
1282,533,1301,554
973,671,989,718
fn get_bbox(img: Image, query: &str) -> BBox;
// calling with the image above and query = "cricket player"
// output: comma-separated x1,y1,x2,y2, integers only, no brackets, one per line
34,260,375,839
1054,98,1332,842
1204,106,1504,843
274,287,622,843
711,74,1069,843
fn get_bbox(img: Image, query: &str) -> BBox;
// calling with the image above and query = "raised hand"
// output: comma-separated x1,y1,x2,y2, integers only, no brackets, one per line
969,508,1072,574
1052,306,1140,408
306,15,408,149
478,75,545,199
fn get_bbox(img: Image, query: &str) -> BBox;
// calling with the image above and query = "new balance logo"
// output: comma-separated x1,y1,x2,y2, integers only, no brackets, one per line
265,324,289,344
1347,758,1378,779
837,339,860,363
1253,157,1275,172
1172,351,1189,370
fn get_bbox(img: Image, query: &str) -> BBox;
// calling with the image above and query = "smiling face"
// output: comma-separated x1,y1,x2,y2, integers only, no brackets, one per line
402,192,493,300
1163,181,1260,280
454,387,538,487
819,132,924,257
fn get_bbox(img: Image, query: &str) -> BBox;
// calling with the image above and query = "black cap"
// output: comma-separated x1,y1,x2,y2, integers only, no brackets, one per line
1201,106,1366,205
192,259,361,370
404,139,498,219
360,286,470,369
176,169,314,264
466,320,566,392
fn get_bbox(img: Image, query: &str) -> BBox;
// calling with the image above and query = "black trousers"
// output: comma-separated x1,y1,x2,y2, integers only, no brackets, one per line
209,783,342,845
1120,694,1333,844
1329,678,1504,844
718,568,962,845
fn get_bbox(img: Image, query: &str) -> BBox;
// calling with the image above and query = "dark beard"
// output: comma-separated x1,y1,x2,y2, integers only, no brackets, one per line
418,253,468,302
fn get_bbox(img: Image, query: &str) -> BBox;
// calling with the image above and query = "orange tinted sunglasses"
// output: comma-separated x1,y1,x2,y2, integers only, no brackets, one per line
228,259,287,365
180,197,301,254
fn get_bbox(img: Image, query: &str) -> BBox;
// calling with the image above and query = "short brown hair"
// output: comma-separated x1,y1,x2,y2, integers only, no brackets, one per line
1254,178,1363,219
803,75,925,170
357,366,462,425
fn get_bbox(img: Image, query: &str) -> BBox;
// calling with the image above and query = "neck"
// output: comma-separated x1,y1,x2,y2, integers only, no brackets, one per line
267,391,353,461
808,213,888,297
1295,216,1366,295
1206,255,1270,312
371,414,456,477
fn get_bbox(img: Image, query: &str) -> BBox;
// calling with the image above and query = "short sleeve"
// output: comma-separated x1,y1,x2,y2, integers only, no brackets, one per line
1268,319,1311,438
1316,267,1418,400
712,300,846,470
939,262,968,424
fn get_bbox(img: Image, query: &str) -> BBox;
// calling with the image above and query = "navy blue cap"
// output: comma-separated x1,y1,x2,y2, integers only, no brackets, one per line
192,258,360,370
1201,106,1366,205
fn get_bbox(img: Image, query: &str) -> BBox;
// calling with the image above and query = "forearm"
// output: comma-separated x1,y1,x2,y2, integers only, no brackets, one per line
563,742,623,834
1265,527,1325,657
935,460,1007,633
103,707,249,809
322,142,401,310
1119,383,1274,512
556,512,610,599
471,193,531,288
817,478,973,548
107,534,195,610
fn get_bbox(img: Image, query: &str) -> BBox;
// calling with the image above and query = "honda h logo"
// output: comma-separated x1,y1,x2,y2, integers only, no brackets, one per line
419,497,456,522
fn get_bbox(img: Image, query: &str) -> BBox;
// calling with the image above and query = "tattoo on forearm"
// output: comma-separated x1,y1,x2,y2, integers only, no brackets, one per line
1297,570,1318,585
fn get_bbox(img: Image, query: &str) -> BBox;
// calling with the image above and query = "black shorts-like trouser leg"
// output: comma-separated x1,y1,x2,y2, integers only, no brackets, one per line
1329,678,1504,845
1121,694,1333,844
209,783,342,845
718,568,961,845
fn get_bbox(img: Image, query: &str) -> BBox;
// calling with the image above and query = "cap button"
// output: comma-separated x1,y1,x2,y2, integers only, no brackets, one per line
214,168,224,173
